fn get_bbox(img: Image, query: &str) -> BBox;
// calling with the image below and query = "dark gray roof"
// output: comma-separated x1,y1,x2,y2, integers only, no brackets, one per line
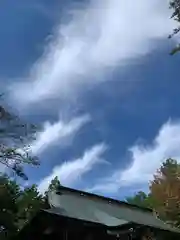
47,186,180,233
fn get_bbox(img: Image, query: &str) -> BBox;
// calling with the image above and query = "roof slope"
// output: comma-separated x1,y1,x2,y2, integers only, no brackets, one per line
48,186,180,233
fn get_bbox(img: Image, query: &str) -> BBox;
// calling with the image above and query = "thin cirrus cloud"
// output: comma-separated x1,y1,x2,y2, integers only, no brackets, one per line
30,114,90,155
0,114,90,173
38,143,107,193
88,120,180,194
11,0,175,108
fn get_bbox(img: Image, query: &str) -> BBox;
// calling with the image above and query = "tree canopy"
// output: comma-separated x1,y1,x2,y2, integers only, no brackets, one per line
47,176,61,192
0,174,60,239
126,158,180,228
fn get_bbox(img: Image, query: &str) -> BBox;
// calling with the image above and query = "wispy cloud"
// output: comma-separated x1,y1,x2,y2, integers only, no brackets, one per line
38,143,107,193
30,114,90,155
0,114,89,174
88,120,180,194
11,0,175,107
6,0,178,194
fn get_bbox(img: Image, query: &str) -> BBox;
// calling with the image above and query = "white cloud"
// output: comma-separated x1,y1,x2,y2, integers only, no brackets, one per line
88,120,180,194
31,114,90,155
0,115,90,174
11,0,176,107
38,143,107,193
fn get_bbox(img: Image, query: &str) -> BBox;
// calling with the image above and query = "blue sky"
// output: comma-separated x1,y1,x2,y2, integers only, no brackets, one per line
1,0,180,199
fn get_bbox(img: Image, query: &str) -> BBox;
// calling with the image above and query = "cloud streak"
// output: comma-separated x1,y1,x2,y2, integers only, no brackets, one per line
38,143,107,193
30,114,90,155
11,0,175,107
6,0,178,195
88,120,180,194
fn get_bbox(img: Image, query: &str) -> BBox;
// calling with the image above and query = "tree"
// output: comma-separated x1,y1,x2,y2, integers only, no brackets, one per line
126,159,180,228
149,158,180,227
169,0,180,54
0,101,39,180
44,176,61,201
16,184,48,230
0,175,48,239
44,176,61,208
0,175,19,239
126,191,150,208
0,176,61,239
48,176,61,192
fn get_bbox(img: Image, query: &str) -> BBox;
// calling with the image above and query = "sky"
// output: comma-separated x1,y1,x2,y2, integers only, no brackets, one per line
1,0,180,199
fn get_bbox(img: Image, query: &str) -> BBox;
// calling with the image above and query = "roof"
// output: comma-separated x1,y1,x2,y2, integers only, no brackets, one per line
56,186,153,212
47,186,180,233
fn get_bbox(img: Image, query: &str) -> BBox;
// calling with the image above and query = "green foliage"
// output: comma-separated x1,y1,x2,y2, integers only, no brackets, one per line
126,191,151,208
149,158,180,227
169,0,180,54
48,176,61,192
0,175,19,239
16,184,48,229
127,159,180,229
0,101,39,179
44,176,61,202
0,97,49,239
0,174,62,239
0,175,47,239
170,0,180,26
